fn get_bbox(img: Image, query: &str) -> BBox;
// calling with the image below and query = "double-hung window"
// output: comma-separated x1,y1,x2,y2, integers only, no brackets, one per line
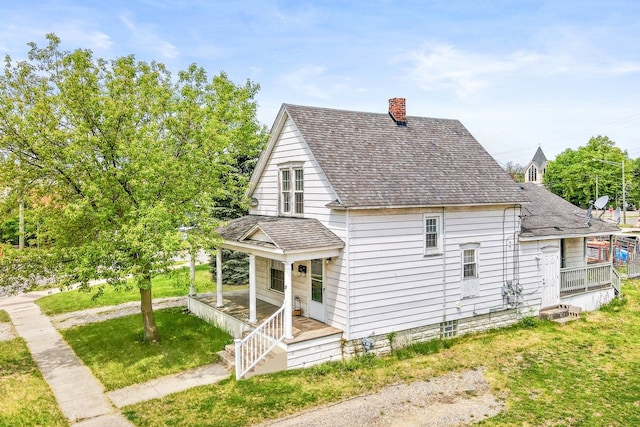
280,164,304,215
270,260,284,293
424,213,443,255
460,243,480,298
463,249,478,279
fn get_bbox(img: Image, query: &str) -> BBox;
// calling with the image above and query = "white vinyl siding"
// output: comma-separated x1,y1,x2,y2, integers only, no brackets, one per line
249,117,339,225
346,206,521,339
562,237,586,268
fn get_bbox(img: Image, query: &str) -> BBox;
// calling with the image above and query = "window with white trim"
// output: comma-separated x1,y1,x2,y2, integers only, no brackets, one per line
280,165,304,215
270,260,284,293
463,249,477,279
423,213,443,255
460,243,480,298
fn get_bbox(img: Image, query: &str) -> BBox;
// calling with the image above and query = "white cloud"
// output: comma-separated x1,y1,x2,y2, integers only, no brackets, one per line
401,43,543,97
119,13,179,60
281,65,331,99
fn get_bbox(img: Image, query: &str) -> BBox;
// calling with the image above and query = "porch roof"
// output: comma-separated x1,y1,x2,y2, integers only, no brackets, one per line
519,183,621,240
216,215,344,258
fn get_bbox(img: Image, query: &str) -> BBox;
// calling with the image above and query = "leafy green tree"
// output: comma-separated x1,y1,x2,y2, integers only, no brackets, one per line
0,34,266,341
544,136,631,208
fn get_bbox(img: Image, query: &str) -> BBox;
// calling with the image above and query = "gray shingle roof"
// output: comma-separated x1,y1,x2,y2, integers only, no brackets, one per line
283,104,526,208
519,183,619,238
217,215,344,251
530,146,548,168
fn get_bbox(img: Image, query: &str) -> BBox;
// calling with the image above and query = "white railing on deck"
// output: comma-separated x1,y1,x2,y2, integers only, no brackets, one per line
235,305,285,380
611,267,622,296
628,255,640,279
560,262,612,294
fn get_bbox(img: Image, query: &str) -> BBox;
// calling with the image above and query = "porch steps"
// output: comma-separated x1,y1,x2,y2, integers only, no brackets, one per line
539,304,582,324
217,343,287,379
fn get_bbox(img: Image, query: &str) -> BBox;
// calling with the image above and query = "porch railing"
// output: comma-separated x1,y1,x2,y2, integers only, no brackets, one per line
611,267,622,296
235,305,285,380
628,253,640,279
560,262,612,295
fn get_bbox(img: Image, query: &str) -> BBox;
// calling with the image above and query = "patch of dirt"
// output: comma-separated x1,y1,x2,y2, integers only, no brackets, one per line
256,368,504,427
50,297,186,329
0,322,16,342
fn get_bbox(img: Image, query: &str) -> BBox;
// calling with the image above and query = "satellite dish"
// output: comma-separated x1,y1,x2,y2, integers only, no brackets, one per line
585,203,593,226
594,195,609,210
612,207,621,225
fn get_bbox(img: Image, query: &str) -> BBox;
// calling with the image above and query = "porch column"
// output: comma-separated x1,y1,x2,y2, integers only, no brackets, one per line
248,254,257,323
283,260,293,339
216,247,223,308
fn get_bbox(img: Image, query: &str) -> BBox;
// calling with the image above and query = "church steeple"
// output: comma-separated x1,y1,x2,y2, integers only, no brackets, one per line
525,146,548,185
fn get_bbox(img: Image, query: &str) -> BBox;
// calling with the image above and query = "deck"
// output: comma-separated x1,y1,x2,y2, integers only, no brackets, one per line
189,290,342,344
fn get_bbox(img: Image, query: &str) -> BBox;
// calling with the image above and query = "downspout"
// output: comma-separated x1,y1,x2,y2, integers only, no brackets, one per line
441,207,447,321
345,209,351,339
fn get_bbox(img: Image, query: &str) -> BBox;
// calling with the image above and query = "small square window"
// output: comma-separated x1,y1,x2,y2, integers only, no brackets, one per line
440,320,458,338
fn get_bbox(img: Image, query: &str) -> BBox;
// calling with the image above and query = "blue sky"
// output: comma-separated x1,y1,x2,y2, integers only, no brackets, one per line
2,0,639,166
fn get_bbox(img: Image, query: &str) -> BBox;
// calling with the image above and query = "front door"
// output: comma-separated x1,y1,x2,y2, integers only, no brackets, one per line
308,259,325,322
541,247,560,308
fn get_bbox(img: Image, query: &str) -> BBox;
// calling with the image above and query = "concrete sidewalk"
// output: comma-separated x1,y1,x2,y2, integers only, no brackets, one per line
0,290,231,426
1,291,132,426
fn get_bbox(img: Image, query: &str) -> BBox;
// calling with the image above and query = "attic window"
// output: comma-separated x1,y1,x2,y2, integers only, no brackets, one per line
280,165,304,216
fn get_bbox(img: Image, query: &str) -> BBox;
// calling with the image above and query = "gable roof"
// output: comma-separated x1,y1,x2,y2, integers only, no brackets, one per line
529,147,548,169
217,215,344,252
519,183,620,239
251,103,527,209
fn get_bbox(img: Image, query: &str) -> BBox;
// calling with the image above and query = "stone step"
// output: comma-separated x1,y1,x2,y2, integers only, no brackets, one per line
539,305,582,324
217,344,236,372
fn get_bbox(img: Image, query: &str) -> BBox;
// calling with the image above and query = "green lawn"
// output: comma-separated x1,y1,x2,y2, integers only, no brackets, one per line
61,307,232,391
0,310,67,426
123,279,640,427
36,264,246,315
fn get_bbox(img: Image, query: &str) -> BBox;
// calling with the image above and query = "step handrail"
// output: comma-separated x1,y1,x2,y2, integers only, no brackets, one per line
234,304,286,380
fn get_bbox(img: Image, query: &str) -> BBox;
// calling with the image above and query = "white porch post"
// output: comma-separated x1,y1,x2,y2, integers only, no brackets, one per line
188,247,196,296
283,260,293,339
248,254,257,323
216,247,223,307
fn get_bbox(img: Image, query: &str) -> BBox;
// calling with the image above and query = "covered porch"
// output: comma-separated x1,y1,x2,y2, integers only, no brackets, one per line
196,215,345,379
187,289,341,343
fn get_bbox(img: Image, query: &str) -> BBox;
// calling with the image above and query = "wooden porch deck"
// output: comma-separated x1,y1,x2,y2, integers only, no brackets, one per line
192,290,342,344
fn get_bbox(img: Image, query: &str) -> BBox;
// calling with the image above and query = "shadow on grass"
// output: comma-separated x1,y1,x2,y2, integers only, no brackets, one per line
61,307,232,390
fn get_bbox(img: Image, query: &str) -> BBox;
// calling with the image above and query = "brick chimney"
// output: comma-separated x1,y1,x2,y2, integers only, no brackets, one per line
388,97,407,126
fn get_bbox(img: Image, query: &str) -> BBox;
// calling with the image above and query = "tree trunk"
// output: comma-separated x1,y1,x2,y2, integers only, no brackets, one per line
139,279,159,342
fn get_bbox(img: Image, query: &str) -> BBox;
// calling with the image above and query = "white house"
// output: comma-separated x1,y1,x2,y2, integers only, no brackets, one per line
188,99,620,379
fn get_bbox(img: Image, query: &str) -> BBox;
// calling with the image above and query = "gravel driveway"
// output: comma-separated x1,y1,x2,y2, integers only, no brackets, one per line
257,368,504,427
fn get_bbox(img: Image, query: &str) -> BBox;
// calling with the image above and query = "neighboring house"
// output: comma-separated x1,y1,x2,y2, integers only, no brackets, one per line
187,99,621,379
525,146,548,185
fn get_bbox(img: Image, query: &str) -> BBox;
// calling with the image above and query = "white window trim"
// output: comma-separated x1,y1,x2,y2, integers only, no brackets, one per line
423,212,444,256
460,243,480,298
278,161,304,216
269,259,285,294
460,243,480,280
